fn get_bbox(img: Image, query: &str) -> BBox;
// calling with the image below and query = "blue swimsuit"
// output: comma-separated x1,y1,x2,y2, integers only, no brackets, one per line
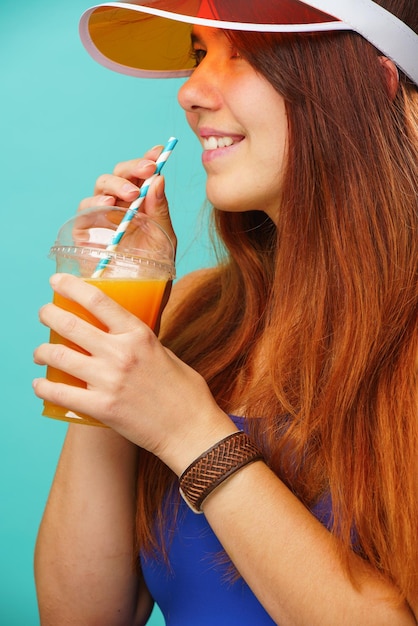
140,416,333,625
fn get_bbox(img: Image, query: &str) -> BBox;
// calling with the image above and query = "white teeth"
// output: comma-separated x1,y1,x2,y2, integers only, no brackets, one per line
204,136,218,150
203,136,235,150
218,136,234,148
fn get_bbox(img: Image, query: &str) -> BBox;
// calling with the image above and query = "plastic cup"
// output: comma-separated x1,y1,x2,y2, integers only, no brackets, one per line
42,206,176,426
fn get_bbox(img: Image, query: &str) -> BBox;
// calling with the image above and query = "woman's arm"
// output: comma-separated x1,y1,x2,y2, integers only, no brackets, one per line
35,146,176,625
201,459,417,626
34,268,213,626
34,426,153,626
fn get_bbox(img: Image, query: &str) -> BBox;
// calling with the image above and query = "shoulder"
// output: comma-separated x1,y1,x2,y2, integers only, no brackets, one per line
160,267,217,329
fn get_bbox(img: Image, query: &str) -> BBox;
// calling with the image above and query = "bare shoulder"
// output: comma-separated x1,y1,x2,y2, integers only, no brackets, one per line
160,267,216,328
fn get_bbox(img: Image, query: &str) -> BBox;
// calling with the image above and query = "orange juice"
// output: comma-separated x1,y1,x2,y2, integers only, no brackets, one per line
43,277,167,426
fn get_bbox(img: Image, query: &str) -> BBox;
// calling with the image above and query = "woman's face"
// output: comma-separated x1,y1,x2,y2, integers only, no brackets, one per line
178,27,288,223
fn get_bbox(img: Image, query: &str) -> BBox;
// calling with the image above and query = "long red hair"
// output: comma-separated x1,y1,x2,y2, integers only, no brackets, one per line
137,0,418,602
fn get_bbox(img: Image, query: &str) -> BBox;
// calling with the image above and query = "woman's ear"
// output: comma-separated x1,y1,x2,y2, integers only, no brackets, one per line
378,56,399,100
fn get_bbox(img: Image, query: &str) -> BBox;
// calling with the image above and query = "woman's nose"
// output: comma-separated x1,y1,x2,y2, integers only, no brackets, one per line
177,63,222,113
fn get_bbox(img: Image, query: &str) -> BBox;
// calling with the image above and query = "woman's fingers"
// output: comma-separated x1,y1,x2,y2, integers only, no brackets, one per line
141,175,176,247
37,301,103,358
47,274,146,337
113,154,160,181
33,273,162,432
32,373,115,426
34,274,155,390
34,339,94,384
77,194,116,212
95,148,165,201
76,144,176,250
94,163,154,197
77,148,162,213
32,376,90,413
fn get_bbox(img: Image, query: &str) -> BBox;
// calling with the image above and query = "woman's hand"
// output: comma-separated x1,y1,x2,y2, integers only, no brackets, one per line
78,145,177,253
33,273,236,475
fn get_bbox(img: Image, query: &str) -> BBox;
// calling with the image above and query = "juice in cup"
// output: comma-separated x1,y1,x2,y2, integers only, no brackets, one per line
43,277,167,425
43,277,167,426
41,206,175,426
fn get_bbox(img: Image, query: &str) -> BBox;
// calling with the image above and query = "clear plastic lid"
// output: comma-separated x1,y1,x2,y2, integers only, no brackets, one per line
49,206,176,280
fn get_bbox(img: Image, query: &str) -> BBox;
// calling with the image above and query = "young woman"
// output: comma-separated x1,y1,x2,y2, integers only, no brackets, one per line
33,1,418,624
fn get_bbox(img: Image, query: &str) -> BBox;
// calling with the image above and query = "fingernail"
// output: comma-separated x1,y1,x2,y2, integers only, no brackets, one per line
154,175,165,200
137,161,157,176
49,273,64,288
122,183,139,196
49,274,59,287
97,195,115,205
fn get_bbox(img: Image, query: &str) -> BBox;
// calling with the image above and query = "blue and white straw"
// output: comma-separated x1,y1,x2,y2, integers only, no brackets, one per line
92,137,178,278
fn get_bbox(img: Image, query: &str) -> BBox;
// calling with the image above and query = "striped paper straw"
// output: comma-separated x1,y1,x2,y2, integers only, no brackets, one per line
92,137,178,278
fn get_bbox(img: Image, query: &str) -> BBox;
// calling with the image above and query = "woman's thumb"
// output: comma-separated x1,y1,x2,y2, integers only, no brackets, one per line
145,175,176,250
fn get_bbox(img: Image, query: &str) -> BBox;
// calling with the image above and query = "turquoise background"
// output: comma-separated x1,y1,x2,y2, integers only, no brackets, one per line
1,1,210,623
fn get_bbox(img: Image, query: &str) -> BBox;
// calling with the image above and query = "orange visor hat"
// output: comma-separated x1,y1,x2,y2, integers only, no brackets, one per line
79,0,418,85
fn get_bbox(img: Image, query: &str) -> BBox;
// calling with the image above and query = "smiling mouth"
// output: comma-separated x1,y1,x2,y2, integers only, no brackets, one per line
202,136,237,150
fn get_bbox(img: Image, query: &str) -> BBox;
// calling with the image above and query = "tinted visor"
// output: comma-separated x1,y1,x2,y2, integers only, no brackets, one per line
80,0,339,78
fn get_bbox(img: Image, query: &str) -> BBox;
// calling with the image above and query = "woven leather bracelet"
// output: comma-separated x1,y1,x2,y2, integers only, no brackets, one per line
179,432,264,514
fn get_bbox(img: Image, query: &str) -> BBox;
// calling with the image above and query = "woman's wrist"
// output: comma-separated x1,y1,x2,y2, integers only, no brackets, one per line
163,410,239,477
179,431,264,513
